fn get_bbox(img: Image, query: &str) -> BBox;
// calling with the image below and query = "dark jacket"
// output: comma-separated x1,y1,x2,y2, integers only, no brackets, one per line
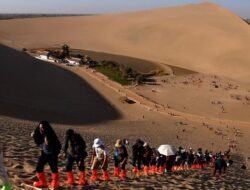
33,126,61,156
63,133,87,158
132,141,144,159
143,146,153,160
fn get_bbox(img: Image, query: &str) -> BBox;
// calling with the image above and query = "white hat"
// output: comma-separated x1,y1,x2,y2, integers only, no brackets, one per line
93,138,104,148
143,142,149,147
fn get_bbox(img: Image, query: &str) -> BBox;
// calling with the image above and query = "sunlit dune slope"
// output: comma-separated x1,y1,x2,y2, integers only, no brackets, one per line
0,3,250,82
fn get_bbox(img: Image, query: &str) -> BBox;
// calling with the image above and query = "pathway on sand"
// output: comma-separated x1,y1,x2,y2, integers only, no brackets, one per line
49,58,250,129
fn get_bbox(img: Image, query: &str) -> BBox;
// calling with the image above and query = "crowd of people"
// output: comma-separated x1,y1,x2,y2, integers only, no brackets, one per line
9,121,231,189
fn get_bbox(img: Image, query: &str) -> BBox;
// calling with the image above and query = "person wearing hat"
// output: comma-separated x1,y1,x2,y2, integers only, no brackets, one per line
113,139,128,179
90,138,109,181
63,129,87,186
142,142,153,176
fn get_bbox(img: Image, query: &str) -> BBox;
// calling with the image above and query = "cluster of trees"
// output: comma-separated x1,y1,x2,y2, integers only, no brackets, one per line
101,60,145,84
44,44,157,84
46,44,70,60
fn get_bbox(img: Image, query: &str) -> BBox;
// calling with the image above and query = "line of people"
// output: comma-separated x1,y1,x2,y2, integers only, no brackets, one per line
30,121,231,189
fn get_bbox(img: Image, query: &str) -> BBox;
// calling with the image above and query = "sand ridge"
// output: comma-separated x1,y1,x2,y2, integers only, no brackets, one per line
0,3,250,82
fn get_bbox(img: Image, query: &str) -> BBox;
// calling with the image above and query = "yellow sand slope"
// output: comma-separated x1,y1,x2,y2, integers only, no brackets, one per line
0,3,250,82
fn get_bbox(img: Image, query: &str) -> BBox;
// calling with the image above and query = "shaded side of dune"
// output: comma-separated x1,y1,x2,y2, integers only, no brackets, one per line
0,44,120,125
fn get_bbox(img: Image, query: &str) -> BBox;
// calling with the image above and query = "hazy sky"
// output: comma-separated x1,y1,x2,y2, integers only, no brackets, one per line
0,0,249,18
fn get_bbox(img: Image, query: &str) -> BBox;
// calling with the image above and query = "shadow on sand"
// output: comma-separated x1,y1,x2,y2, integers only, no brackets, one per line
0,44,121,125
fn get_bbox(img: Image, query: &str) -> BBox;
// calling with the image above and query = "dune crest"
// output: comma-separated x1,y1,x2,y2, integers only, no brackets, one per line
0,2,250,82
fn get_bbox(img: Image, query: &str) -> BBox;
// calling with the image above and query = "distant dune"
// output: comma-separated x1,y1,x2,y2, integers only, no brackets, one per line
0,3,250,82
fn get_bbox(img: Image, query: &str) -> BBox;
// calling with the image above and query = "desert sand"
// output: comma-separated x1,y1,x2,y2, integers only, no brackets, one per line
0,2,250,189
1,3,250,82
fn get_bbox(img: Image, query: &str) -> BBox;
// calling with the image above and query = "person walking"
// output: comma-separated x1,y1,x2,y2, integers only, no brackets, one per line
132,139,144,177
113,139,128,179
142,142,153,176
63,129,87,186
31,121,61,189
90,138,110,181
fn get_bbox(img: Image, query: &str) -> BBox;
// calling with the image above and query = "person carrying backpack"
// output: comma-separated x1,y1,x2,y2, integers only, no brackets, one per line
213,153,227,178
63,129,87,186
142,142,153,176
149,148,158,175
132,139,144,177
31,121,61,189
113,139,128,179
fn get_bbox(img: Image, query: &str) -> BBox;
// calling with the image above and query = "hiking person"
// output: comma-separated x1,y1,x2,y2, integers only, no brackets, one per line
90,138,110,181
180,148,187,170
197,148,204,169
31,121,61,189
175,147,182,166
113,139,128,179
142,142,153,175
174,147,186,171
213,153,227,178
149,148,158,175
156,152,166,174
204,150,211,167
193,148,204,169
63,129,87,186
165,155,176,173
0,144,11,190
187,148,194,169
132,139,144,176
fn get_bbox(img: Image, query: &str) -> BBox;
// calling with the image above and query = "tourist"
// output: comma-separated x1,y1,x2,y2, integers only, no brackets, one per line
156,152,166,174
31,121,61,189
213,153,227,178
90,138,110,181
142,142,153,175
132,139,144,176
166,155,176,173
113,139,128,179
187,148,194,169
149,148,158,174
63,129,87,186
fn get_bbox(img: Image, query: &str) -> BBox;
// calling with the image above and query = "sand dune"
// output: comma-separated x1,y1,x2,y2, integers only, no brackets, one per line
0,44,120,124
1,3,250,189
0,3,250,82
1,117,250,189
